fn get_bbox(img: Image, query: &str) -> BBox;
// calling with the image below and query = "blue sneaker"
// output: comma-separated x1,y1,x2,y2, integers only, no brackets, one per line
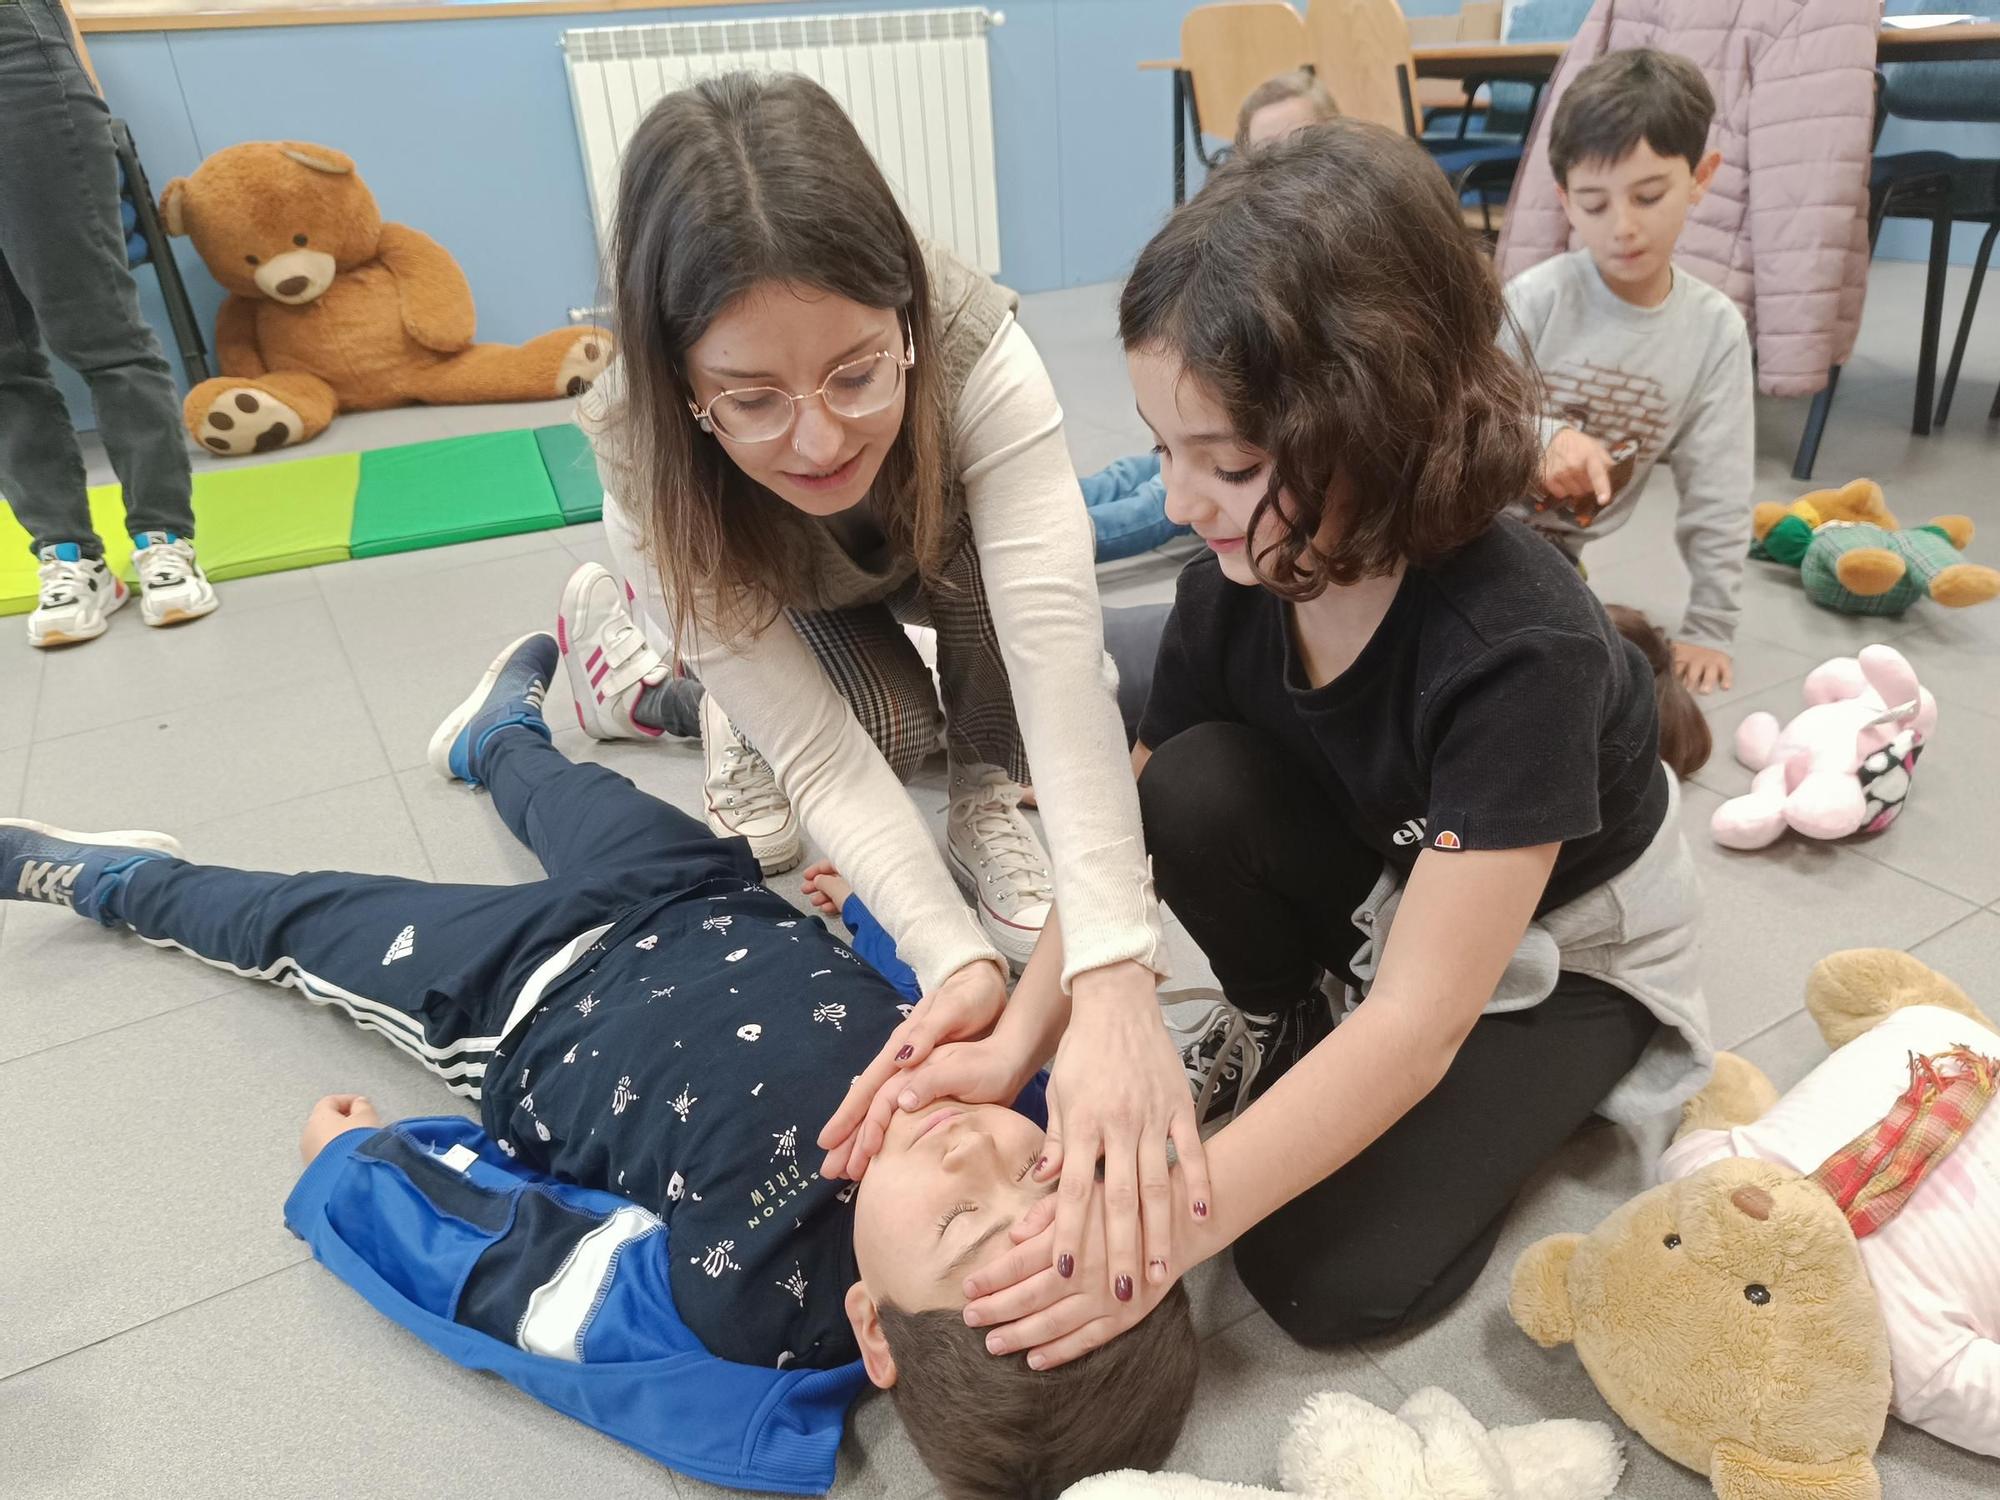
0,819,180,924
428,633,558,787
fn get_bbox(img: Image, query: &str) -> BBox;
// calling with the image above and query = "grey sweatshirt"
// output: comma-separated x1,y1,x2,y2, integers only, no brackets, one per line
1501,250,1754,652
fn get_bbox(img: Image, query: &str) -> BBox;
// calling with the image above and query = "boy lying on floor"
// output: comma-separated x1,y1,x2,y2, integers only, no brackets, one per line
1,634,1198,1498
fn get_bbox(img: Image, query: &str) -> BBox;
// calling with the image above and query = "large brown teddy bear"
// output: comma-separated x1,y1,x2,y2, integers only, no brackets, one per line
160,141,612,456
1510,950,2000,1498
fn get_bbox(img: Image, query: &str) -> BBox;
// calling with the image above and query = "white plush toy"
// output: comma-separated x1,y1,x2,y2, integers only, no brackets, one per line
1062,1388,1624,1500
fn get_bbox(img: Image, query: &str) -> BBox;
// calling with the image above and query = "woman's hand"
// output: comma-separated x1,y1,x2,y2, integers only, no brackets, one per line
829,1033,1035,1176
300,1093,380,1164
1039,960,1210,1311
817,956,1009,1179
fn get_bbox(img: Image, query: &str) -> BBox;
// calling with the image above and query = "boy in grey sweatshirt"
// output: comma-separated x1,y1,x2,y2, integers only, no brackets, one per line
1500,48,1753,694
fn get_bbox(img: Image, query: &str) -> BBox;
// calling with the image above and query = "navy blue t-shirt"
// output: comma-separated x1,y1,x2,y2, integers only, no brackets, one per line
480,877,913,1372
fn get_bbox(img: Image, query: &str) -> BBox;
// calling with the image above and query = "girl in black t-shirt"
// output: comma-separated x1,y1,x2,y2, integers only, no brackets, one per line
955,119,1713,1364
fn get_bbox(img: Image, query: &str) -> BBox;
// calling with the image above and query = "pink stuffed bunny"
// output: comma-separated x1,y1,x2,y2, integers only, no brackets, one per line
1711,646,1935,850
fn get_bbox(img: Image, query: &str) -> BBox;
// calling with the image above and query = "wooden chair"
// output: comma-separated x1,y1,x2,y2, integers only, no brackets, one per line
1306,0,1522,232
1304,0,1419,135
1172,2,1311,200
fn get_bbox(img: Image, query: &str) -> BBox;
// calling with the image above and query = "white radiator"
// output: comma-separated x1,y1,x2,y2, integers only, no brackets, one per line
562,7,1004,274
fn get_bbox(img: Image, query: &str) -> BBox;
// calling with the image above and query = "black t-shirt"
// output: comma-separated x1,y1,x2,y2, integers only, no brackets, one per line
1138,517,1667,913
479,877,909,1372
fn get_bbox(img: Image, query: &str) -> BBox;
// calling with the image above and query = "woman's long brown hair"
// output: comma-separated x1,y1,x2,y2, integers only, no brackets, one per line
603,73,950,649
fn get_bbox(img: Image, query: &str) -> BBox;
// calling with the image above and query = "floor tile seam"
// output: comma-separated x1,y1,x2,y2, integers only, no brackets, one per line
0,988,229,1070
27,595,357,745
0,1255,314,1385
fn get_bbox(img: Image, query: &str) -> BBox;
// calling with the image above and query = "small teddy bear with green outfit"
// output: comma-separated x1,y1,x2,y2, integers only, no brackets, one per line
1750,478,2000,617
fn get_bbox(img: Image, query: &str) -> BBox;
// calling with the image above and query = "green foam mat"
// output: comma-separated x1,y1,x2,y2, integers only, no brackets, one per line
0,453,359,616
350,429,564,559
535,423,604,523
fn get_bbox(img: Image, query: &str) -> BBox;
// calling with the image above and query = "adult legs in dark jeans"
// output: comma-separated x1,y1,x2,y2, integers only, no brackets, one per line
102,729,756,1097
1139,720,1659,1345
0,1,194,557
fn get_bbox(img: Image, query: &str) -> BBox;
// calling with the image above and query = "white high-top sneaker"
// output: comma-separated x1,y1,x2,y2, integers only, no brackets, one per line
945,761,1053,971
131,533,218,628
26,544,128,648
701,692,802,875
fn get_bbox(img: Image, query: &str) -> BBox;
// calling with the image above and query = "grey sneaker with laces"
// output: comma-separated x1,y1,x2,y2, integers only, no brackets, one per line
700,691,802,875
945,761,1052,972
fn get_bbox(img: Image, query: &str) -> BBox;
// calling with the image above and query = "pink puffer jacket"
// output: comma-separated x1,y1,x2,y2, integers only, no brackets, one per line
1494,0,1879,398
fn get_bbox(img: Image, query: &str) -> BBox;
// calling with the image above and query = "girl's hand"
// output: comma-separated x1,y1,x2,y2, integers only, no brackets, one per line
962,1171,1195,1369
1039,961,1209,1311
799,860,852,917
817,957,1009,1178
300,1094,380,1164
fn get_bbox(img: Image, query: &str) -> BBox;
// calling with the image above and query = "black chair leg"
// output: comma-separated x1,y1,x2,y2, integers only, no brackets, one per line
1172,70,1187,207
110,119,211,388
1937,218,1998,429
1792,365,1842,481
1914,202,1953,436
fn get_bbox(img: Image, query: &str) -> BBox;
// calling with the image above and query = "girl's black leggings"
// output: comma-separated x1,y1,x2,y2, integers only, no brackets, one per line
1139,720,1659,1347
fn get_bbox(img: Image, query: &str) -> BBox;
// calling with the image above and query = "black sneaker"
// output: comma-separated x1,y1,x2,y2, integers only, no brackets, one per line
1163,990,1285,1127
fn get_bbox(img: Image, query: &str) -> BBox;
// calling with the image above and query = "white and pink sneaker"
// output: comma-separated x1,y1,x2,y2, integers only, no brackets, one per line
557,561,678,741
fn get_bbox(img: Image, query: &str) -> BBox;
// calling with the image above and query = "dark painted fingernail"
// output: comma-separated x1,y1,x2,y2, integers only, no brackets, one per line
895,1045,913,1062
1057,1254,1074,1279
1193,1200,1209,1219
1115,1275,1134,1302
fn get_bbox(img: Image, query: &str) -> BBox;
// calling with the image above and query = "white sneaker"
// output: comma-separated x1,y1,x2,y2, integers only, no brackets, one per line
131,533,218,628
701,691,802,875
946,761,1052,972
26,545,128,648
557,562,674,741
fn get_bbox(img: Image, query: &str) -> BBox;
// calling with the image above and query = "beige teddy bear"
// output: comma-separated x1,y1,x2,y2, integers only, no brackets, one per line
1509,949,1999,1498
160,141,612,456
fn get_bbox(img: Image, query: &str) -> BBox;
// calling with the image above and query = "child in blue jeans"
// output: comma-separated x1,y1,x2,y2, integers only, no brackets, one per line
1080,452,1188,562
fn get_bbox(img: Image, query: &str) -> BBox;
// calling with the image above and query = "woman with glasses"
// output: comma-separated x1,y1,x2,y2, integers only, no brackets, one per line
563,73,1207,1316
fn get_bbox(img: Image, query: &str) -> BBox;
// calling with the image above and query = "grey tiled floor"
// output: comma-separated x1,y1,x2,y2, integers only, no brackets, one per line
11,261,2000,1497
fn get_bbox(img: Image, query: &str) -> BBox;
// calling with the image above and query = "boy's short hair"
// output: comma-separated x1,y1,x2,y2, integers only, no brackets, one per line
1548,48,1716,186
1119,118,1541,594
1234,68,1338,149
882,1282,1199,1499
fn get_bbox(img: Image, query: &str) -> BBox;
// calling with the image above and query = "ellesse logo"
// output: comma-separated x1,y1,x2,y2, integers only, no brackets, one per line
1433,830,1462,851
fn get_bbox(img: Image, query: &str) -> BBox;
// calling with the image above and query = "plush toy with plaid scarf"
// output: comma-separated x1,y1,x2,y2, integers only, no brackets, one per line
1750,478,2000,617
1511,949,2000,1498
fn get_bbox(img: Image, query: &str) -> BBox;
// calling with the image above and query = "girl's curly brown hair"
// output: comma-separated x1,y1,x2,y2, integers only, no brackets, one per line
1118,117,1542,597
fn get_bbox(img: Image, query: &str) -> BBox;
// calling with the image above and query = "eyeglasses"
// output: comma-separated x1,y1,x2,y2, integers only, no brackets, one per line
688,340,916,444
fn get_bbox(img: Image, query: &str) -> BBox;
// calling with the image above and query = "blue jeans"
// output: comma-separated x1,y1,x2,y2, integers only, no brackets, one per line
1081,452,1188,562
